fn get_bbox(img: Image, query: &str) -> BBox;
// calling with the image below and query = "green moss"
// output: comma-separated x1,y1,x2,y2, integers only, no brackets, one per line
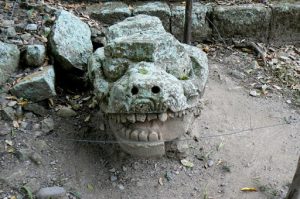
179,75,189,80
138,67,148,75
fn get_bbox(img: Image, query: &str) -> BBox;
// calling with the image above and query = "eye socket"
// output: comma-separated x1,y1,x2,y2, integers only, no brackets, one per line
131,86,139,95
151,86,160,94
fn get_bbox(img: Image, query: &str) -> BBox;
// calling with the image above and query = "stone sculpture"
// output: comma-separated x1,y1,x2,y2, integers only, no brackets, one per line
88,15,209,156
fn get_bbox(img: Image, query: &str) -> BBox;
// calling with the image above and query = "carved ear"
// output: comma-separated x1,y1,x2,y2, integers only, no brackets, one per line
180,44,209,94
182,80,199,98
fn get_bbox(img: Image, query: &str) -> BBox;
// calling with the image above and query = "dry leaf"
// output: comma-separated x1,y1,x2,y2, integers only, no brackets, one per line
181,159,194,168
241,187,257,192
84,115,90,122
13,120,20,128
158,177,163,185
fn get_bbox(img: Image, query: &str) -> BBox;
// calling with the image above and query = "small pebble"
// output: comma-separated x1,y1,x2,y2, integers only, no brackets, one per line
36,186,66,199
26,24,38,31
110,175,117,182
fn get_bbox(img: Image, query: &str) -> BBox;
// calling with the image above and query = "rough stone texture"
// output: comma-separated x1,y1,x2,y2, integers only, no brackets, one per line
270,3,300,44
25,45,46,67
49,10,93,71
36,186,66,199
133,1,171,31
0,42,20,85
87,2,131,25
212,4,271,42
171,3,212,42
10,66,56,102
106,14,165,41
88,15,208,156
0,107,15,121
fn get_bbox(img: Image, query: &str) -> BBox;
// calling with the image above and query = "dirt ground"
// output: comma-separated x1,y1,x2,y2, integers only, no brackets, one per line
1,1,300,199
1,56,299,199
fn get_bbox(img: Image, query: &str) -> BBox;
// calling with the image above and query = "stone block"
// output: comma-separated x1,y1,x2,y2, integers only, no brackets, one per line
212,4,271,42
133,1,171,31
10,66,56,102
171,2,212,42
270,3,300,44
87,2,131,25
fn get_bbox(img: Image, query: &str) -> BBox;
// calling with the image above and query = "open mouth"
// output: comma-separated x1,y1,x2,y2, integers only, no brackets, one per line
104,106,201,143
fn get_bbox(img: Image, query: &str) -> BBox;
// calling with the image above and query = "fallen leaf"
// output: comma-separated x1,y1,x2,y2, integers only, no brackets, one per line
87,183,94,191
84,115,90,122
158,177,163,185
13,120,19,128
241,187,257,192
180,159,194,168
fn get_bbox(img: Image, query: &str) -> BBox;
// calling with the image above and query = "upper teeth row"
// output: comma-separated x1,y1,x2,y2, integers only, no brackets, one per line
105,107,201,124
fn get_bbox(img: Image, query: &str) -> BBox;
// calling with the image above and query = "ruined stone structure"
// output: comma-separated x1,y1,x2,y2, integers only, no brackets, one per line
88,15,209,156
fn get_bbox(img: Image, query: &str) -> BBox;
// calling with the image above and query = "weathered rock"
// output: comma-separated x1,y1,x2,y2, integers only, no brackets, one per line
49,10,93,71
270,3,300,44
25,23,38,31
10,66,56,102
25,45,46,67
212,4,271,42
23,103,48,116
0,42,20,85
56,107,77,118
133,1,171,31
171,3,212,42
36,186,66,199
41,117,54,133
0,122,11,136
2,27,17,38
106,14,165,41
87,2,131,25
24,178,41,193
0,106,15,121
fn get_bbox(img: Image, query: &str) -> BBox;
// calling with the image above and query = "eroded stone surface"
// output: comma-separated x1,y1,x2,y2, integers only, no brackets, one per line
212,4,271,42
25,44,46,67
270,3,300,44
0,42,20,85
49,10,93,71
87,2,131,25
10,66,56,102
133,1,171,31
171,3,212,42
88,15,208,156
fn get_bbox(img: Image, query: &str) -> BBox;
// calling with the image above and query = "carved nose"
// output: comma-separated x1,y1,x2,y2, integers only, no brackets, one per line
131,85,161,96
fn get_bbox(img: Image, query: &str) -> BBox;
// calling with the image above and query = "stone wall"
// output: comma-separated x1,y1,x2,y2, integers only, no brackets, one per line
85,1,300,45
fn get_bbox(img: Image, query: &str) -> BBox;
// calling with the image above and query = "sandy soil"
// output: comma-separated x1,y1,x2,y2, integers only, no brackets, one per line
1,58,299,199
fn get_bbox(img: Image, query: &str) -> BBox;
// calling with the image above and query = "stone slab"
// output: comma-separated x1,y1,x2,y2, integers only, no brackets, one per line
212,4,271,42
171,2,212,42
87,2,131,25
133,1,171,31
10,66,56,102
270,3,300,44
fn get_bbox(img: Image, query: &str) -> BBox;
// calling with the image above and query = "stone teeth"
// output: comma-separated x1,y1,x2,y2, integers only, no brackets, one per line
125,129,131,138
138,130,148,141
179,111,183,117
158,113,168,122
120,128,126,138
130,130,139,141
136,114,146,122
121,115,127,123
99,123,105,131
147,113,157,121
168,112,175,118
148,131,159,141
127,114,136,123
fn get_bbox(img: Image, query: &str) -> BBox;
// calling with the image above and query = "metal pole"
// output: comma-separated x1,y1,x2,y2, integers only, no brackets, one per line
183,0,193,44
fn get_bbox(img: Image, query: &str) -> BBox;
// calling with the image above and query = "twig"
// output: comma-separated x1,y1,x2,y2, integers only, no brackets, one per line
10,0,19,20
233,40,267,66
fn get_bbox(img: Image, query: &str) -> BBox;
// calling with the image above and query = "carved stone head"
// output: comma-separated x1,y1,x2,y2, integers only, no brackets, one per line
88,15,208,156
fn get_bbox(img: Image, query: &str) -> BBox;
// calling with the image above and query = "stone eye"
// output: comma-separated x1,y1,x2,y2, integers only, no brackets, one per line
131,86,139,95
151,86,160,94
